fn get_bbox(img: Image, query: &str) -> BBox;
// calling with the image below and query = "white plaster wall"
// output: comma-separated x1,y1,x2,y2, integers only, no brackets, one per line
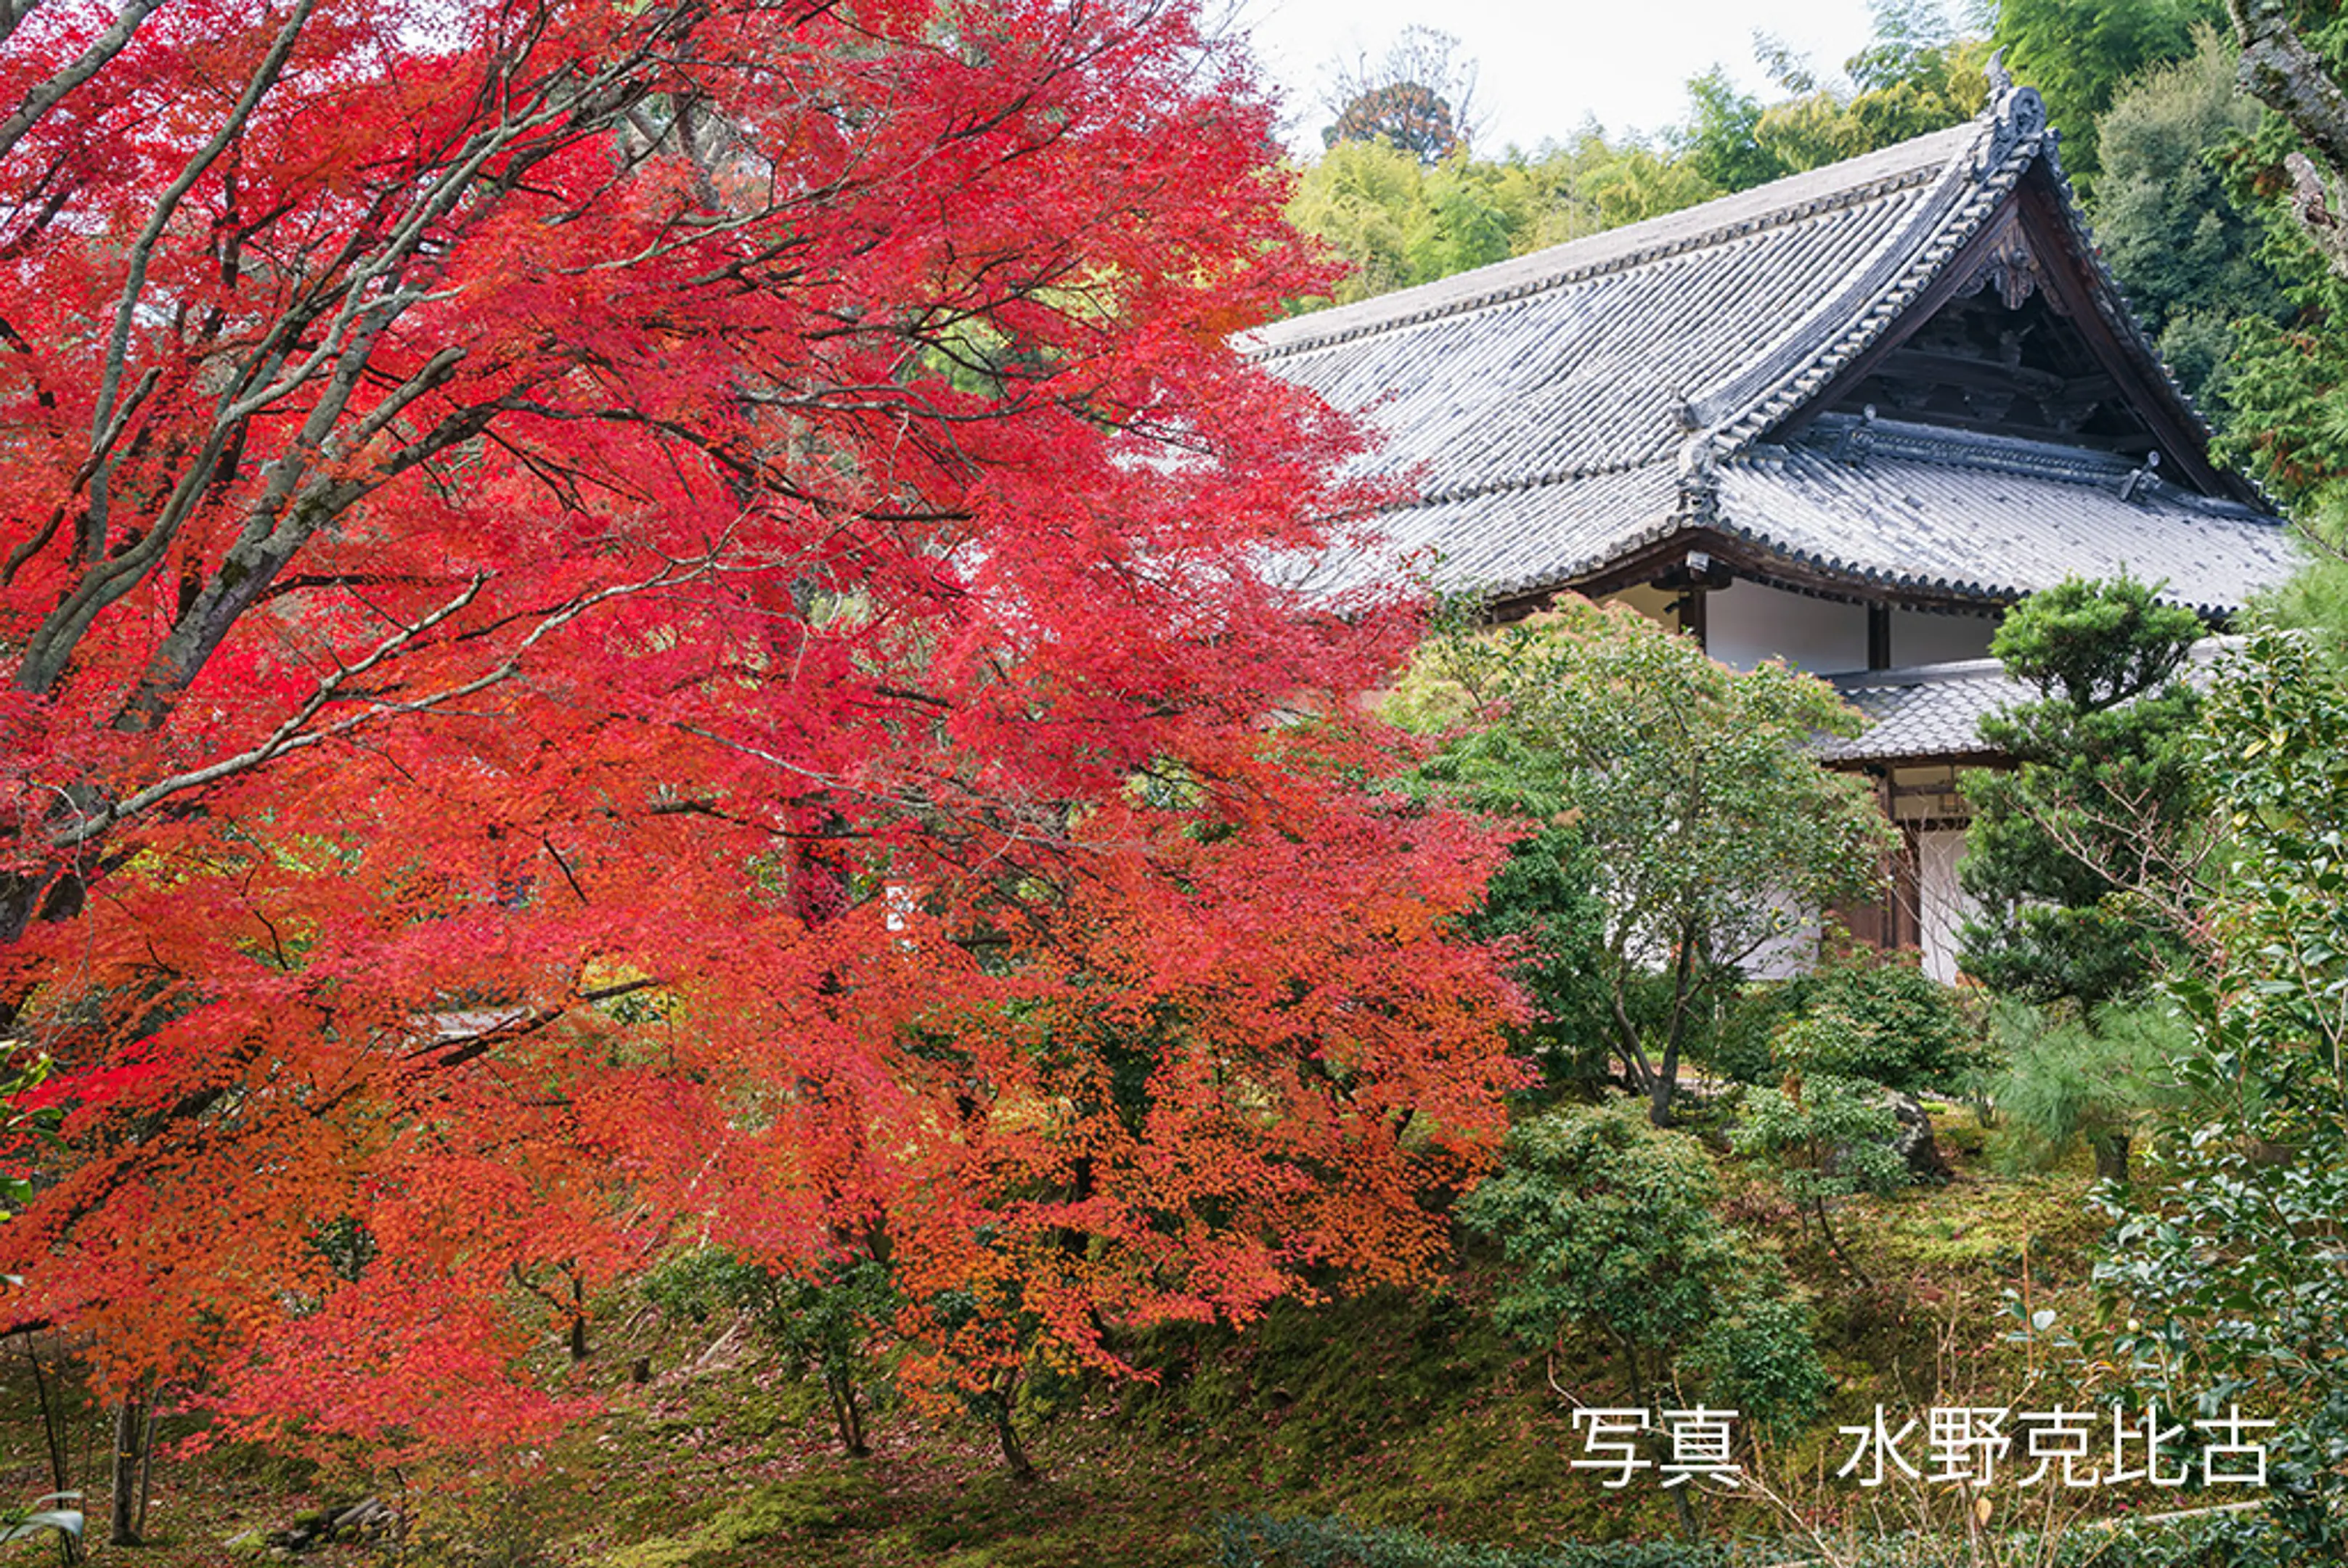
1891,608,1998,669
1705,581,1868,674
1742,904,1825,981
1916,827,1976,984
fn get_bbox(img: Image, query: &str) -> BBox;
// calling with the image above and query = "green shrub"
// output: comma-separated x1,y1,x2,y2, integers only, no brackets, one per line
1212,1514,2297,1568
1989,998,2180,1183
640,1246,894,1458
1729,1026,1911,1283
1731,950,1982,1092
1459,1101,1827,1439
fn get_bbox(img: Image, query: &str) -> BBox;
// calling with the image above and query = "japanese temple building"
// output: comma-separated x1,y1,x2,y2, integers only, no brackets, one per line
1246,74,2299,981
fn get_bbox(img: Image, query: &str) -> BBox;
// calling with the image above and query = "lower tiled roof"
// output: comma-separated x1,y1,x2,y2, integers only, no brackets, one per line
1819,635,2241,766
1297,420,2297,613
1715,423,2296,615
1327,462,1681,597
1818,658,2023,763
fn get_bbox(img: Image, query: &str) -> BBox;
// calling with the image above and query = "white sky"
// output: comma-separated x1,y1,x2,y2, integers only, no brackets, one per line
1230,0,1888,155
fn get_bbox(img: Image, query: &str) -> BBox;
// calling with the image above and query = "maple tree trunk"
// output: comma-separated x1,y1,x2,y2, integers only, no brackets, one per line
568,1272,589,1364
990,1368,1035,1484
22,1337,78,1565
136,1402,157,1551
824,1368,868,1458
109,1391,149,1547
0,871,83,1016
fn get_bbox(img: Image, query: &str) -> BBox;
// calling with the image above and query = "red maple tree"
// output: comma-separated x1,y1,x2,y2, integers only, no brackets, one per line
0,0,1524,1470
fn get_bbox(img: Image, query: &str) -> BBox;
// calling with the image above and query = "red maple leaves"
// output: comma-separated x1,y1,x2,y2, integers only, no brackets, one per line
0,0,1522,1453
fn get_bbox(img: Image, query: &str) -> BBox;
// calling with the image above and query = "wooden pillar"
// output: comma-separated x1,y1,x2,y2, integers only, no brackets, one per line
1867,603,1892,670
1840,768,1899,950
1893,820,1924,952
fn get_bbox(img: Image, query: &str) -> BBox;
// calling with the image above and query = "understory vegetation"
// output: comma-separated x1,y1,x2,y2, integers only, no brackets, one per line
0,1110,2227,1567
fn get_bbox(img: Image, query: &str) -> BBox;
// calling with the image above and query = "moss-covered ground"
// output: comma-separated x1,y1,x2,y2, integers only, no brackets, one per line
0,1103,2169,1567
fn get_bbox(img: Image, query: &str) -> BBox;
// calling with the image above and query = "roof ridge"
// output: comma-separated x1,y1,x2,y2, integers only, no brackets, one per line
1830,656,2013,688
1680,85,2050,476
1242,123,1982,363
1755,417,2278,520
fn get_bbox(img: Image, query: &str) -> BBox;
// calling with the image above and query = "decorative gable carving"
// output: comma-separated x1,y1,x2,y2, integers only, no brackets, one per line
1956,209,2058,315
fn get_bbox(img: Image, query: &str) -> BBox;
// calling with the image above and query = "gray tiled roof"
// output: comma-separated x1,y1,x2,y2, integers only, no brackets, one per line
1819,637,2241,765
1818,658,2023,763
1717,421,2295,616
1248,88,2296,611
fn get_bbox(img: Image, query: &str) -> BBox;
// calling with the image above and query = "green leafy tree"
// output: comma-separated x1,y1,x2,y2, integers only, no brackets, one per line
2098,626,2348,1548
1992,0,2223,182
1390,600,1894,1126
1751,2,1992,175
2204,6,2348,640
1515,133,1722,239
2088,28,2291,422
1458,822,1616,1092
1284,133,1719,312
1731,1011,1913,1282
1460,1101,1830,1442
1739,947,1985,1092
1286,143,1533,306
2218,36,2348,521
1957,575,2210,1005
2220,0,2348,279
1287,141,1473,305
1844,0,1978,94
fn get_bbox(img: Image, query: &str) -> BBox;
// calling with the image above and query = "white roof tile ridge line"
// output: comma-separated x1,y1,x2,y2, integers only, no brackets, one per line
1239,128,1973,362
1698,130,2044,465
1830,636,2246,693
1411,454,1671,507
1828,656,2013,686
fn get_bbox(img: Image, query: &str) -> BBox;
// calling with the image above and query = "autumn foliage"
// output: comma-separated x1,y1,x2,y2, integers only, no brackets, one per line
0,0,1523,1458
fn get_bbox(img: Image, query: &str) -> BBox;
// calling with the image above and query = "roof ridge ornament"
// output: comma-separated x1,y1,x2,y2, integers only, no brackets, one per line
1832,404,1879,464
1976,60,2047,180
1676,433,1722,526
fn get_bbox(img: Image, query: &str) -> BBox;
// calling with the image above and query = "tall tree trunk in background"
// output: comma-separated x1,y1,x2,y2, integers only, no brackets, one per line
2095,1133,2133,1185
2232,0,2348,273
